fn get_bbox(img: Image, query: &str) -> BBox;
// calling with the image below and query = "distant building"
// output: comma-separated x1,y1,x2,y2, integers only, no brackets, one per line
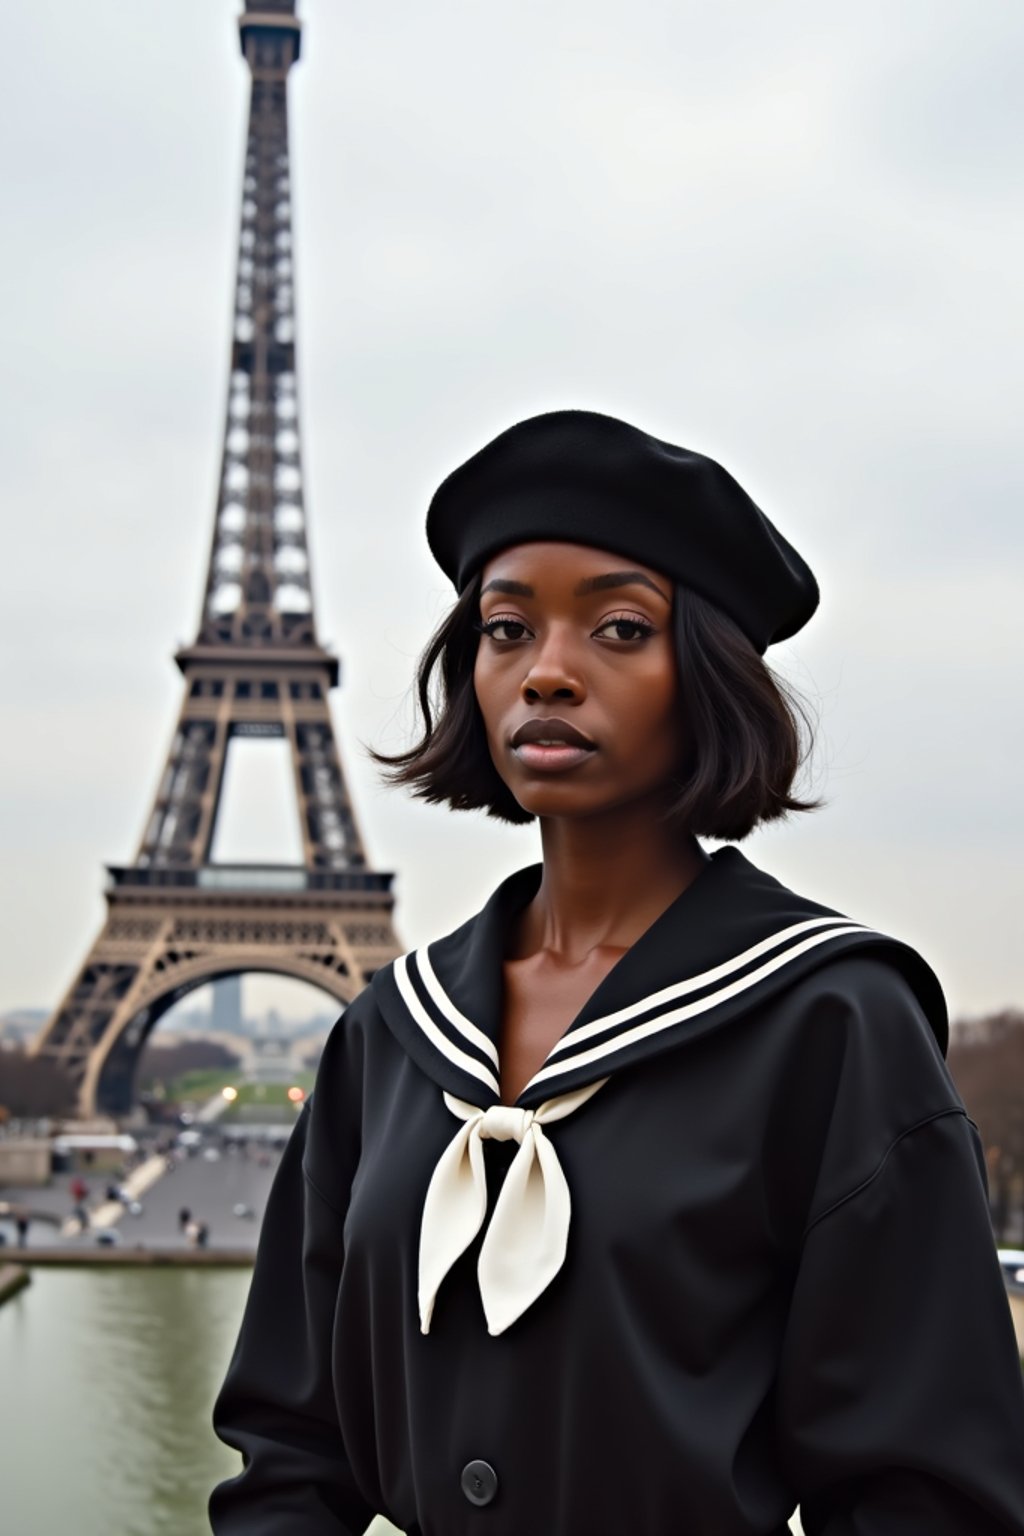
211,976,244,1035
0,1010,48,1046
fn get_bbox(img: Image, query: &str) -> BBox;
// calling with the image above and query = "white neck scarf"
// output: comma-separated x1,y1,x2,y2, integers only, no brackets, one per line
418,1077,609,1336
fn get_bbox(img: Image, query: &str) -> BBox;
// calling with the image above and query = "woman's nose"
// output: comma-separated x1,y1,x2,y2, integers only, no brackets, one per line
520,634,585,704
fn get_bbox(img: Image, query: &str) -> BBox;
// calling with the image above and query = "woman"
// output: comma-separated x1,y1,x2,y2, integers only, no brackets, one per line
210,410,1024,1535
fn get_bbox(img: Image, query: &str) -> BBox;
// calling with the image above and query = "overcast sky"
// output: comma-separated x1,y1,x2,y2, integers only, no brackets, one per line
2,0,1022,1027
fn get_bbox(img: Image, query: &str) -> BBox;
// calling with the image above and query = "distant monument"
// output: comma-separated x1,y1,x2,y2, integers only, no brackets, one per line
32,3,401,1117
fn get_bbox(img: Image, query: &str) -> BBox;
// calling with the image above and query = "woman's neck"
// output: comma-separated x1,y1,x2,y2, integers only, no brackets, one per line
511,799,709,962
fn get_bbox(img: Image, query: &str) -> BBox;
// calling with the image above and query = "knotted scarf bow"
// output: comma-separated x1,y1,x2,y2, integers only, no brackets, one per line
418,1077,608,1336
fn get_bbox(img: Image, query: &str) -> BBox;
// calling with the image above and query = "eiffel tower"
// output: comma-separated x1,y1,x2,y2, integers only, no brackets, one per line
32,2,400,1118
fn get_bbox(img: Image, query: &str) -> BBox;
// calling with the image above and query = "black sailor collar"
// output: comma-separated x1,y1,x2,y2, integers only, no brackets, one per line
371,847,947,1111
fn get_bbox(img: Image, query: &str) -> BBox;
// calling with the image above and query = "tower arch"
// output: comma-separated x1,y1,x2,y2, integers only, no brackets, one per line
91,963,355,1118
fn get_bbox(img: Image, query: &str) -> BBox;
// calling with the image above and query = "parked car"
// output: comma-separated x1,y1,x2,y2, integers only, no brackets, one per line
997,1249,1024,1290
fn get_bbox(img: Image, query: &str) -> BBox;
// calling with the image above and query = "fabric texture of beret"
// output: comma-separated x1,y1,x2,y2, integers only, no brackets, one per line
425,409,819,653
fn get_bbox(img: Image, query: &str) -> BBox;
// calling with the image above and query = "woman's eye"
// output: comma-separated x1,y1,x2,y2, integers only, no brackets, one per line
478,617,529,642
594,615,656,642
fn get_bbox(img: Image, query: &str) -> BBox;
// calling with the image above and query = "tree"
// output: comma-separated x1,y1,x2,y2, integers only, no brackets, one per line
0,1046,77,1119
947,1010,1024,1242
138,1037,242,1088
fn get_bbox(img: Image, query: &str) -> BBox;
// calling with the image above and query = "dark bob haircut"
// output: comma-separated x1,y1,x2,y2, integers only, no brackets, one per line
373,577,819,842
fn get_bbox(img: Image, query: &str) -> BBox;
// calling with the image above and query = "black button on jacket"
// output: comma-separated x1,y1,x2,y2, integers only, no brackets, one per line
459,1461,498,1507
210,849,1024,1535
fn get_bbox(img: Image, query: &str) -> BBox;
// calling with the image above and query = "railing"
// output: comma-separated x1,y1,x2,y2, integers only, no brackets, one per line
105,865,393,895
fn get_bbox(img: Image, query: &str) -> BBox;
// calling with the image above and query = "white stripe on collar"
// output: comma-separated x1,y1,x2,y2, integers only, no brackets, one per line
523,923,875,1092
545,915,862,1058
394,952,501,1096
417,947,500,1070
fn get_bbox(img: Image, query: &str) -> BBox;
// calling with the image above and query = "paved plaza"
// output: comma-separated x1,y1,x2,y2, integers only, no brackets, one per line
0,1122,287,1255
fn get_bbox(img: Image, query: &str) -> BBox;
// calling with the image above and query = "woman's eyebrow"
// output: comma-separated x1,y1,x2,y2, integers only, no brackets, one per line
480,571,670,602
574,571,670,602
480,578,533,596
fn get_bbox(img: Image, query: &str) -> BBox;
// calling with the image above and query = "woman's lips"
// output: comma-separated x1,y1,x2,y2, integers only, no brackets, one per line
509,718,597,773
512,741,596,773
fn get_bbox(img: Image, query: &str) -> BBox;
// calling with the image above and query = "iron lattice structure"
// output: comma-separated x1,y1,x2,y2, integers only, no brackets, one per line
32,3,401,1117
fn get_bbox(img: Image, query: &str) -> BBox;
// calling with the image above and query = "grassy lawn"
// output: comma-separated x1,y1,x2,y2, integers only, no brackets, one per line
152,1067,241,1103
147,1071,317,1108
142,1069,318,1121
235,1076,314,1104
221,1076,316,1113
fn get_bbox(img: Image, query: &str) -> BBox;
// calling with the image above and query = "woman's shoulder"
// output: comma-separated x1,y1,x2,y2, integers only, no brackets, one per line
781,946,945,1040
773,947,957,1113
759,946,966,1213
715,847,950,1052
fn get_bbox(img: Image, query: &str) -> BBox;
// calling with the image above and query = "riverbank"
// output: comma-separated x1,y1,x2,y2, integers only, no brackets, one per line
2,1246,254,1266
0,1261,30,1305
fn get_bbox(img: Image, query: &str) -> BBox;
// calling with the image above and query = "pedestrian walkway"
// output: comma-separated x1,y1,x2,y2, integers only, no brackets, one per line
64,1152,169,1233
1,1094,285,1255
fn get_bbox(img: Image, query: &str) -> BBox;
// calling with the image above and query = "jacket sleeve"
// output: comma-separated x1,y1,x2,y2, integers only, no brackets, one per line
209,1018,374,1535
776,1106,1024,1535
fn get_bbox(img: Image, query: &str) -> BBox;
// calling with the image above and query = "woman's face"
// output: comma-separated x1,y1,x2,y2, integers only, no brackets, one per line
473,540,685,822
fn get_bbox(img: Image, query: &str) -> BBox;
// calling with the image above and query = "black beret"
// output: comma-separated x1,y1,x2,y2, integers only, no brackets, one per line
425,409,818,653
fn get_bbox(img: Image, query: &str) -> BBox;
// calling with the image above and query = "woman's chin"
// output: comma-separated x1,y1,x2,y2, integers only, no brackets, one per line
507,773,684,826
509,781,643,824
508,783,599,821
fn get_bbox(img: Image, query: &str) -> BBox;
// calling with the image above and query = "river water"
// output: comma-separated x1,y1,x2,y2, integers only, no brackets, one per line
2,1267,250,1536
0,1267,405,1536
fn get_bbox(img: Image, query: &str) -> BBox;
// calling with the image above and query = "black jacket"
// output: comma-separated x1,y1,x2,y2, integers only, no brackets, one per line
211,848,1024,1535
